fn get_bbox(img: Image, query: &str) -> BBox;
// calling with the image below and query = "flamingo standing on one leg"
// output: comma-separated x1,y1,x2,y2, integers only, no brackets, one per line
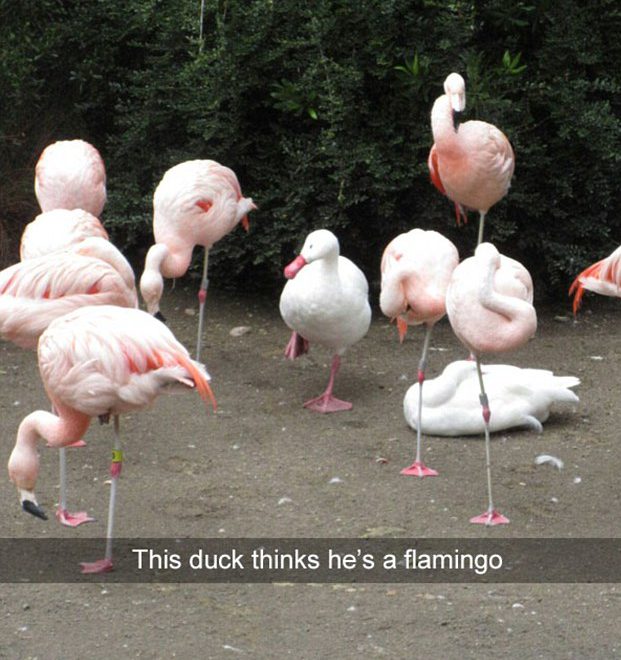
279,229,371,413
428,73,515,246
0,252,137,525
7,305,216,574
34,139,107,217
139,160,256,361
570,244,621,313
446,242,536,525
19,209,138,525
379,228,459,476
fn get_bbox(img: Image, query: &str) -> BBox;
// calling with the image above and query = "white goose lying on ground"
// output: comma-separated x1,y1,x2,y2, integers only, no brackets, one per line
279,229,371,413
404,360,579,436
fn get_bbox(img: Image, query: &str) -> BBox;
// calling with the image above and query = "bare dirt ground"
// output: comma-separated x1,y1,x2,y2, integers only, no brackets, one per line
0,284,620,659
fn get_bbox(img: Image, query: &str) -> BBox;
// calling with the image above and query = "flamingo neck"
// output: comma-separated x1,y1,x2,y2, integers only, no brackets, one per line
379,261,409,319
431,95,461,152
478,252,532,322
8,407,91,493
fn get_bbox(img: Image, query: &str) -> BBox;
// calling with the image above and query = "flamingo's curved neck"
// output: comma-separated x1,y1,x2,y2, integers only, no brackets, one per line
478,254,532,322
9,407,91,495
379,260,410,318
431,95,461,151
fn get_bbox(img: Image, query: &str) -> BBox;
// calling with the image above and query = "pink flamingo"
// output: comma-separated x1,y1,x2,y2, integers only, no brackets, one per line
429,73,515,245
570,245,621,313
140,160,256,360
8,305,216,574
0,252,137,526
20,209,108,260
446,242,536,525
34,139,107,217
20,208,136,298
19,216,138,526
379,228,459,476
279,229,371,413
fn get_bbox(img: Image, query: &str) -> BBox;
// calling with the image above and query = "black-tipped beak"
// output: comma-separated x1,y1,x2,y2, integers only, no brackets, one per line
155,311,167,324
23,500,48,520
453,110,464,131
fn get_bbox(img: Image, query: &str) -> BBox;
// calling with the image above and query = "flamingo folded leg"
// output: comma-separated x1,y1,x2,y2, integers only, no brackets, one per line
303,354,352,413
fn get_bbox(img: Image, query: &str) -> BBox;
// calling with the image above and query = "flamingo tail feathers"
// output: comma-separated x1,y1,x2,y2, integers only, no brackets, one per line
569,258,605,315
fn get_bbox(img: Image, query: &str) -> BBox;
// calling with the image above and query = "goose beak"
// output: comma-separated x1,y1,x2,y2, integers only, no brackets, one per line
284,255,307,279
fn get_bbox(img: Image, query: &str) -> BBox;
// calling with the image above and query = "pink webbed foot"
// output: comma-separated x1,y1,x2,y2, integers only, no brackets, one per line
303,394,352,413
284,331,309,360
80,558,114,574
66,439,87,448
400,460,439,478
470,509,510,526
56,507,95,527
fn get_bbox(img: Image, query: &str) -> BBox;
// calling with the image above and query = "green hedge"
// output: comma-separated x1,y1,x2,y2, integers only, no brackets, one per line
1,0,620,298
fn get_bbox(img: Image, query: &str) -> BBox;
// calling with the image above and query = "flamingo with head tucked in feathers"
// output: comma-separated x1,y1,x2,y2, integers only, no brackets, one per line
34,139,107,217
446,242,536,525
7,305,216,574
379,228,459,476
429,73,515,245
20,209,108,260
2,247,137,526
140,159,256,361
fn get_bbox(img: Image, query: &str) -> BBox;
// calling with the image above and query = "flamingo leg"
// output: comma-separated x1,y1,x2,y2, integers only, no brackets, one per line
401,324,438,477
470,359,509,526
476,211,487,246
195,248,209,362
80,415,122,573
303,354,352,413
55,402,94,528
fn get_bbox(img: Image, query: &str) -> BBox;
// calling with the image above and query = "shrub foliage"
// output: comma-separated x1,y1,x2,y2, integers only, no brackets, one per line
1,0,620,297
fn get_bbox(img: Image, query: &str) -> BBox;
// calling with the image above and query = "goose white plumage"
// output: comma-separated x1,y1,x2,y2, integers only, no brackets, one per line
404,360,580,436
279,229,371,412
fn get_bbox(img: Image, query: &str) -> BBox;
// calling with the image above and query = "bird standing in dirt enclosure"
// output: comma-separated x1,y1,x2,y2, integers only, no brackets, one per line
280,229,371,413
428,72,514,246
379,228,459,476
140,159,256,362
6,236,137,526
7,305,216,574
446,242,536,525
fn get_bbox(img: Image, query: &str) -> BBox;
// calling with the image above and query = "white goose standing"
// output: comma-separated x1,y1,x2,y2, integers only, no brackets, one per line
279,229,371,413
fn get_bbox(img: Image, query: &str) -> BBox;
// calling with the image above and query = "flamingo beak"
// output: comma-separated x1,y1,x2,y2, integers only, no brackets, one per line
396,317,408,343
284,255,307,279
20,490,48,520
453,109,464,131
241,216,250,232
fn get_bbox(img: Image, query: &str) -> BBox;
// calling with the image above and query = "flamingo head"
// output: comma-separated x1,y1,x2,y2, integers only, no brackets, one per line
238,198,257,232
444,72,466,113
